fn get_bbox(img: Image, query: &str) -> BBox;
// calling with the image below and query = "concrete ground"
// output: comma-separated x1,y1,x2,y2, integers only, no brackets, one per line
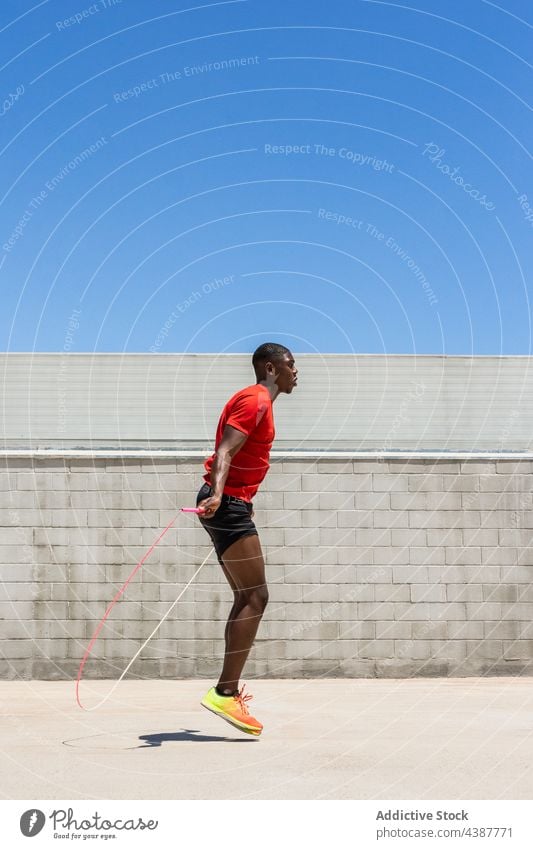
1,678,533,800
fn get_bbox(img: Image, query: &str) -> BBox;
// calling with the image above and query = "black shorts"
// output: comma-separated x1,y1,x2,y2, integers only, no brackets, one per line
195,482,259,565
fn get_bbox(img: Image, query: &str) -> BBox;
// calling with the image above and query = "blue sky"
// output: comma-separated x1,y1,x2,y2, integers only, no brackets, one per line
0,0,531,355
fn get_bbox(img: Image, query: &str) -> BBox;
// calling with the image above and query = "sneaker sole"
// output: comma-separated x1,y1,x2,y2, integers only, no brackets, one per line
200,699,262,736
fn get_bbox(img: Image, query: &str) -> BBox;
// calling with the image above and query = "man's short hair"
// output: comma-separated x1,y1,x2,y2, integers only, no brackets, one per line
252,342,291,374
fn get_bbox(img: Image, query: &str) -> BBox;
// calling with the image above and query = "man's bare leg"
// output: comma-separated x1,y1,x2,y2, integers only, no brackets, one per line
216,533,268,694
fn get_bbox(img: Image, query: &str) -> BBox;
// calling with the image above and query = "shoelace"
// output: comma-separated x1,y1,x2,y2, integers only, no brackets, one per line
234,684,253,715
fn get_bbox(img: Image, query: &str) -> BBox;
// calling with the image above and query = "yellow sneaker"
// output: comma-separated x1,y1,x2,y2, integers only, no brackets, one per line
201,684,263,736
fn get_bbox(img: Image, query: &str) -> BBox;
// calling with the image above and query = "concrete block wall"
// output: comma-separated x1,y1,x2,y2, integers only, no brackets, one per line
1,455,532,680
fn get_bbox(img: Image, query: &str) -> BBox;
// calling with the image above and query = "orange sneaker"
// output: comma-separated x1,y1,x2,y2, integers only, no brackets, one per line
201,684,263,736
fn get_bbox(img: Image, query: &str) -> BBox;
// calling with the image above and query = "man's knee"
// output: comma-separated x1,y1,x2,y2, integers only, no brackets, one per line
246,584,269,613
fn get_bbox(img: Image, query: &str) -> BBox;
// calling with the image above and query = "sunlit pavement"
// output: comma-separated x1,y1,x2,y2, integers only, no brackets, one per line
1,678,532,800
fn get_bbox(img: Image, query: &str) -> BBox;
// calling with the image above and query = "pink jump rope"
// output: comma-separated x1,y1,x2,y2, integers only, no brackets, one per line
75,506,215,711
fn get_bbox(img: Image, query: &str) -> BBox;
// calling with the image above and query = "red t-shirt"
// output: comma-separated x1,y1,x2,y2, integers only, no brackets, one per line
203,383,275,502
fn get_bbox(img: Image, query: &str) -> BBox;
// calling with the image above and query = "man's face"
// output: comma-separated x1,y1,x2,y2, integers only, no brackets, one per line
269,352,298,394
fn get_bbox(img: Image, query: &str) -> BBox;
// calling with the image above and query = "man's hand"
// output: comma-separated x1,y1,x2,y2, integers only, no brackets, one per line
197,495,221,519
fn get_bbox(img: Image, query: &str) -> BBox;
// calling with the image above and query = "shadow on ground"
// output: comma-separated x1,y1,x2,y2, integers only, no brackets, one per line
138,729,256,746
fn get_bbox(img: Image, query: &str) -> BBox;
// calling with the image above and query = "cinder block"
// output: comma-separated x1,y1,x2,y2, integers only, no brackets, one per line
286,529,321,548
0,545,34,563
407,474,444,492
301,547,336,566
394,602,452,620
338,582,374,603
393,566,429,583
462,528,497,546
464,492,525,511
357,566,393,583
391,528,427,547
394,640,431,660
34,564,69,582
482,547,518,566
448,621,484,639
0,601,33,619
376,621,411,639
465,640,504,660
510,583,533,602
355,528,391,546
374,584,409,602
372,547,410,565
336,547,373,565
0,565,34,581
372,474,408,492
284,492,319,510
0,640,37,659
338,620,375,639
303,511,336,528
320,640,363,660
267,474,301,492
281,461,317,474
353,461,387,473
482,584,519,605
392,492,462,511
496,461,533,474
0,582,46,601
301,474,338,492
410,547,446,565
465,602,501,620
446,584,483,602
480,474,531,492
503,641,533,660
34,601,68,619
358,639,394,658
478,511,527,529
1,619,34,638
442,476,479,492
373,511,409,528
259,528,285,547
123,474,163,491
265,509,300,527
446,547,482,565
268,583,304,602
354,492,390,510
410,584,446,602
96,459,137,474
358,601,394,620
518,621,533,638
319,528,355,547
284,564,322,583
409,510,480,529
50,509,88,527
51,583,88,601
7,509,52,526
460,461,496,474
142,461,178,474
17,473,60,490
337,475,372,492
411,619,448,639
482,620,519,640
499,529,533,546
317,461,354,474
319,492,355,510
429,640,467,660
0,491,38,508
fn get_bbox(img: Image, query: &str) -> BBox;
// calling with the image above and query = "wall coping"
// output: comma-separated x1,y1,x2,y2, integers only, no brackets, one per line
0,450,532,460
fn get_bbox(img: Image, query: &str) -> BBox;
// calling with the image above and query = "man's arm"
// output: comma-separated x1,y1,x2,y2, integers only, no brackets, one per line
198,424,248,518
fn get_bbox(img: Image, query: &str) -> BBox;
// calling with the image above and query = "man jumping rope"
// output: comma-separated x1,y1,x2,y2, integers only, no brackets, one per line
195,342,298,736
